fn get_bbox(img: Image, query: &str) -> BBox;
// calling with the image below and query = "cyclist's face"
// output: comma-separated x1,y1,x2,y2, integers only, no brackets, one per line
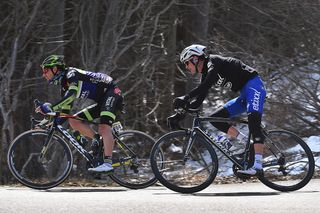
185,56,203,75
42,67,57,81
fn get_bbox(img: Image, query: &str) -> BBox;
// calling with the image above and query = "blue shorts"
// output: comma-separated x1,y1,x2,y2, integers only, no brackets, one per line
224,76,266,117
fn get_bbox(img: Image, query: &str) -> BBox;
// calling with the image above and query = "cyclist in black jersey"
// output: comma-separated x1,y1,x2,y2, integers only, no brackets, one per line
36,55,123,173
173,44,267,175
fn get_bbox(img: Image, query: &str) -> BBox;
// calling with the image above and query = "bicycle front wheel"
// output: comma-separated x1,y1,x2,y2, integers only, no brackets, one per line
7,130,73,190
259,130,315,191
150,130,219,193
110,130,158,189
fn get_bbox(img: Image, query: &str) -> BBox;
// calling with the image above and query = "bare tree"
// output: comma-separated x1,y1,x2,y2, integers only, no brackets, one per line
1,0,319,184
0,0,67,183
204,0,320,136
63,0,177,136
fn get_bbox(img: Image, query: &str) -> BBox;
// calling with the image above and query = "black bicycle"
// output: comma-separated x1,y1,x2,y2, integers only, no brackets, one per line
150,108,315,193
7,101,159,190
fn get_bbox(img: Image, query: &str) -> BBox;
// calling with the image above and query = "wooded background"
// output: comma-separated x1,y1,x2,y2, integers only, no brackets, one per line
0,0,319,183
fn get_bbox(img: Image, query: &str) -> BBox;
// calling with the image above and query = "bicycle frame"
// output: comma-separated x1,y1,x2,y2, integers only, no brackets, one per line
39,117,137,168
185,115,254,169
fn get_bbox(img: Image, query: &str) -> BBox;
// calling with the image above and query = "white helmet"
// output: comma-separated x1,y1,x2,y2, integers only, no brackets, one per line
180,44,206,64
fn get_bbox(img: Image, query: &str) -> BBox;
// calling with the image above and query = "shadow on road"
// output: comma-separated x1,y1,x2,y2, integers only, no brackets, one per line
191,192,280,197
153,191,280,197
45,188,128,193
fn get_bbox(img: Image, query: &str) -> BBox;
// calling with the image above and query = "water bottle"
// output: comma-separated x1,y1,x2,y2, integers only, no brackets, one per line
73,131,88,148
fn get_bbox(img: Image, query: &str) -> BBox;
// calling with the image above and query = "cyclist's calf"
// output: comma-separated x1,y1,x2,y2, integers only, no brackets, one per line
248,111,265,144
209,107,231,133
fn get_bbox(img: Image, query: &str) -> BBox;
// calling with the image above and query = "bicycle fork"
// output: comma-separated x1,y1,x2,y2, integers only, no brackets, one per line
39,129,55,160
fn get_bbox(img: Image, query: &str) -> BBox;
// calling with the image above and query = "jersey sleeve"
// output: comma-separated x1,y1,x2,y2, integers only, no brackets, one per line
187,66,217,100
189,90,208,109
51,69,79,113
51,89,77,113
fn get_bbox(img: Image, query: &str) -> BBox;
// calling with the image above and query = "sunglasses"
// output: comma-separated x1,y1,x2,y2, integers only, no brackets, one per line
184,57,198,66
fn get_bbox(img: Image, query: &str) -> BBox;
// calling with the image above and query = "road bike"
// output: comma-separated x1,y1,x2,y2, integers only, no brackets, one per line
7,101,159,190
150,108,315,193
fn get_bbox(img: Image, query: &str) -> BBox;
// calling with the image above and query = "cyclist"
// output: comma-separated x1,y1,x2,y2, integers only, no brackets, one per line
36,55,123,173
172,44,267,175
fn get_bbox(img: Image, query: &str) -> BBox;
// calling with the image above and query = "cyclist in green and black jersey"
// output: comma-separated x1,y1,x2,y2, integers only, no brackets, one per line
37,55,123,173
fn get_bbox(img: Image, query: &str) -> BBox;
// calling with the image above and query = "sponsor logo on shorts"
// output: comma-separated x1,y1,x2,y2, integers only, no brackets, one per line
249,87,261,111
106,97,115,107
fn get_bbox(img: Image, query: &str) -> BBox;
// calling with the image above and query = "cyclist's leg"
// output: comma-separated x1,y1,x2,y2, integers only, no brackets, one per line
210,97,247,139
238,76,267,175
224,97,247,139
99,87,123,156
89,86,123,172
69,104,99,139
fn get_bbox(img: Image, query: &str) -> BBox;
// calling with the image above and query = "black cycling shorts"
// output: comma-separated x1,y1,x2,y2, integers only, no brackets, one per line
75,86,123,126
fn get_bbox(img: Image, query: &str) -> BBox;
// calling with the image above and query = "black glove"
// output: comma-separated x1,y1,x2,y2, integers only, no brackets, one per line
167,112,186,130
173,95,190,110
189,99,202,109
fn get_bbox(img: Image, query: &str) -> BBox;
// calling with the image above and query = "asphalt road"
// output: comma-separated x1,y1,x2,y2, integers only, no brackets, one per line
1,179,320,213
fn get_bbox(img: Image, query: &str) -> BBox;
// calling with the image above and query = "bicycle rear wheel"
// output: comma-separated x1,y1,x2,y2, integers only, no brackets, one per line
110,130,158,189
259,130,315,191
150,130,219,193
7,130,73,190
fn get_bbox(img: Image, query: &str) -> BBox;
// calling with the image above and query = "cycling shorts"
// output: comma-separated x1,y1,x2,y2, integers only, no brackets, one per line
75,86,123,126
224,76,266,117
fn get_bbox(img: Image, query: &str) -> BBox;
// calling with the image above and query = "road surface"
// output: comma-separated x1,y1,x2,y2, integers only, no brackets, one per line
1,179,319,213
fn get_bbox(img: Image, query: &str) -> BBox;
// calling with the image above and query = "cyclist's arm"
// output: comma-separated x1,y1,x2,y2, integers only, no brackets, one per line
189,90,207,109
51,84,78,114
186,68,217,100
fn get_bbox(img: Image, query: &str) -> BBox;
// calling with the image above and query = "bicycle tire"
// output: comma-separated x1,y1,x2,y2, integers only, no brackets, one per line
150,130,219,193
109,130,158,189
258,130,315,191
7,129,73,190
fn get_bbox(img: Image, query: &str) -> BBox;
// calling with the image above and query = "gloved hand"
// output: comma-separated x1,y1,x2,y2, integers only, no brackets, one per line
35,102,53,115
173,95,190,110
189,99,201,109
167,112,186,130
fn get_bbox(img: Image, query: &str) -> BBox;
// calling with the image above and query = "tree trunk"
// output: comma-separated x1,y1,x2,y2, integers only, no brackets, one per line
175,0,210,126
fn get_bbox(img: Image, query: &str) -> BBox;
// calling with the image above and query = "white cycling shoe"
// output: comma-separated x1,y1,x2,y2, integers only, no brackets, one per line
237,167,263,176
88,162,114,173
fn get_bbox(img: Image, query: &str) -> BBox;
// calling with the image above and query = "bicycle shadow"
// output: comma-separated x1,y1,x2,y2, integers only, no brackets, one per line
44,188,128,193
190,189,320,197
190,191,280,197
